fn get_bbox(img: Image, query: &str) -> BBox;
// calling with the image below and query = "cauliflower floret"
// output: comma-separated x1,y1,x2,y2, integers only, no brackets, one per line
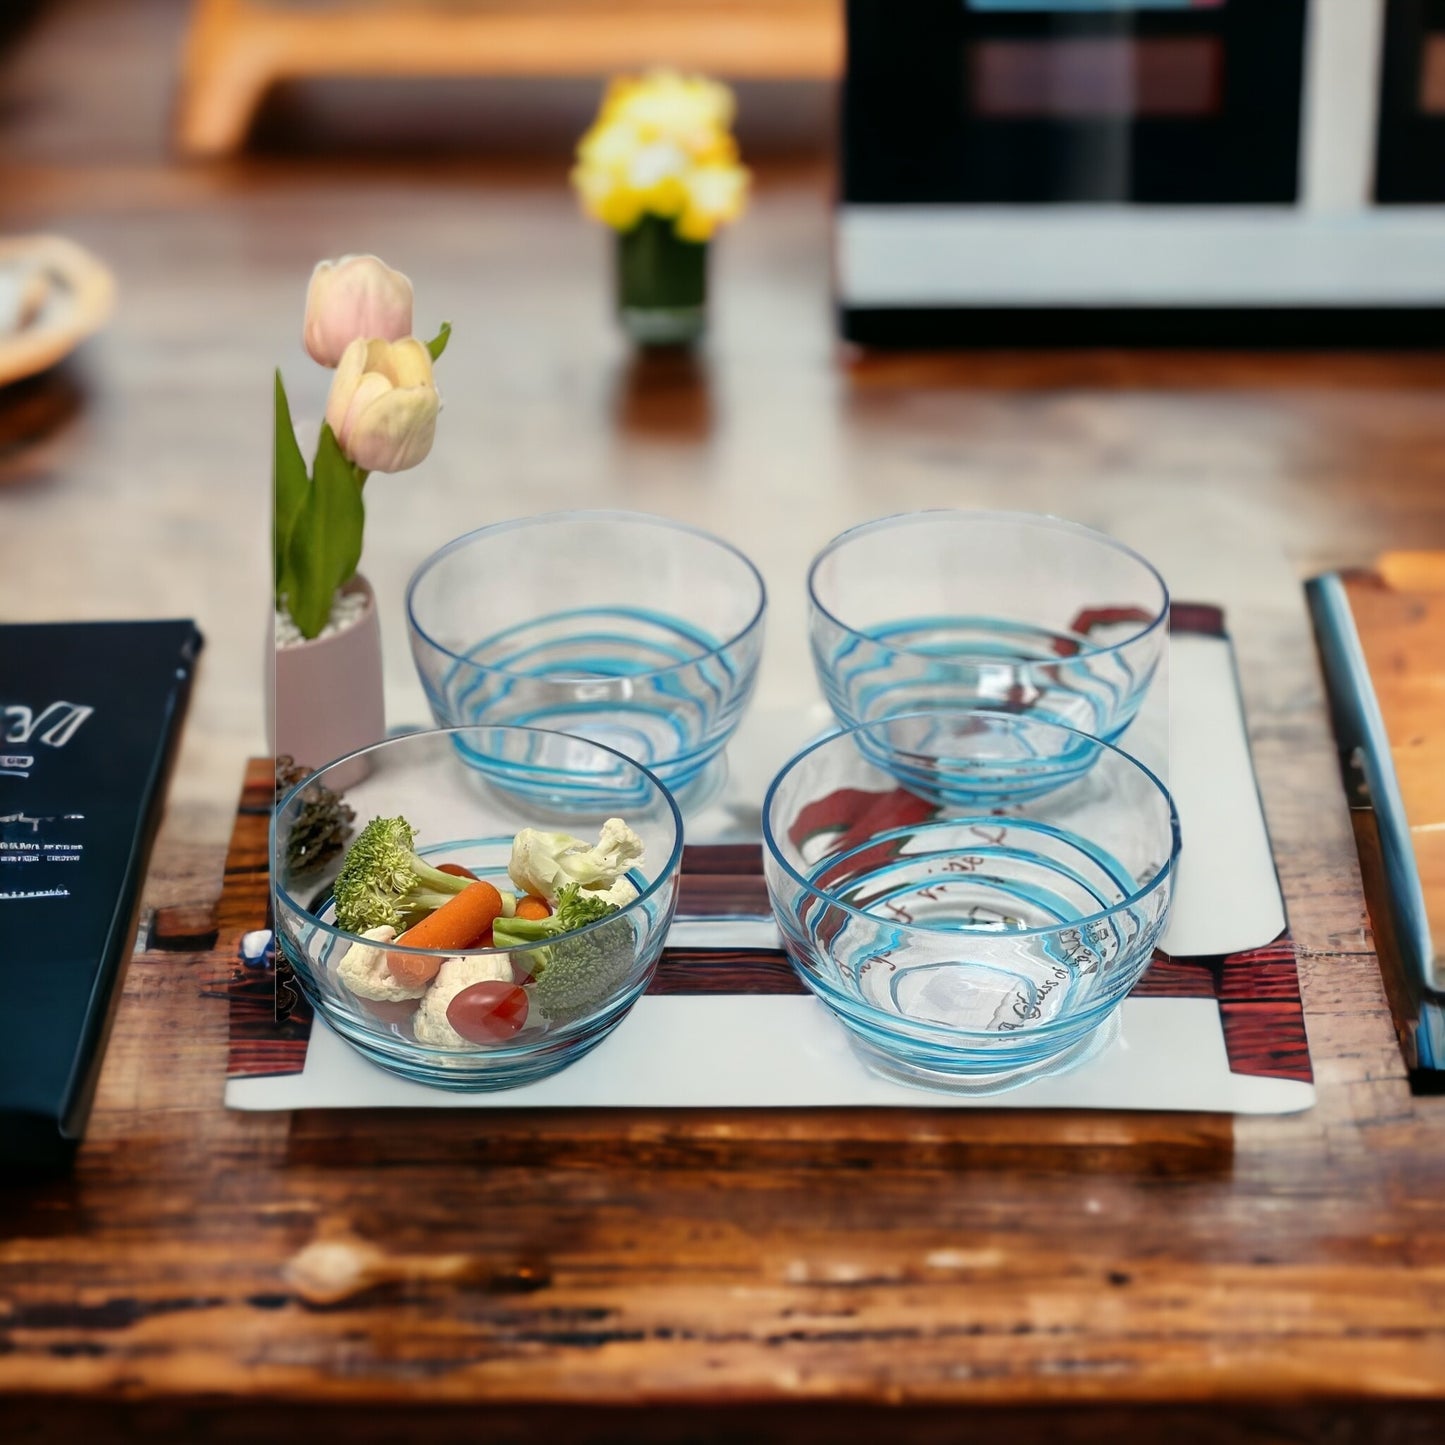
508,817,645,903
336,926,429,1003
586,876,639,909
411,953,515,1050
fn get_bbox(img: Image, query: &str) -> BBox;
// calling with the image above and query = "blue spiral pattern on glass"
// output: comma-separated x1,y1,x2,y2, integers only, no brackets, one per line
761,712,1179,1085
811,613,1158,801
770,815,1171,1077
418,605,761,809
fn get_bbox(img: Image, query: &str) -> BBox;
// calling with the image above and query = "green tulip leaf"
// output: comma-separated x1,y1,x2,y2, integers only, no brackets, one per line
273,370,309,606
316,424,367,587
286,424,365,640
425,321,451,362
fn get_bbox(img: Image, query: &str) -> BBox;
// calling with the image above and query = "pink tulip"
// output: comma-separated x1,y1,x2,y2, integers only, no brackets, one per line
325,337,439,473
303,254,414,368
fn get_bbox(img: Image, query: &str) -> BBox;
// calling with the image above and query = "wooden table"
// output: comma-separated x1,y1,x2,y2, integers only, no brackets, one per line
4,4,1445,1438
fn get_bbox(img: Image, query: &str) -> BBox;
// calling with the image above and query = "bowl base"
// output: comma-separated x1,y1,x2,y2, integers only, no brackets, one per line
308,984,640,1092
850,1009,1121,1098
333,1025,619,1092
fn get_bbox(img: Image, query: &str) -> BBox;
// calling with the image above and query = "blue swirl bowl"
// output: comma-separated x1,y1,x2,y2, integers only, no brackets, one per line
808,511,1168,801
408,512,766,811
271,726,683,1090
762,711,1179,1092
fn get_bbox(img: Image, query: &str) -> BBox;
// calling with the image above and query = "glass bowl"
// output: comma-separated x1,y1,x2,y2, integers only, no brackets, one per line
407,511,766,811
762,711,1180,1093
271,726,683,1090
808,511,1168,799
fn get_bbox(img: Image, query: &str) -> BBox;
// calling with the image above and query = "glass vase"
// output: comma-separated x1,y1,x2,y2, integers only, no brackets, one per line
616,215,708,346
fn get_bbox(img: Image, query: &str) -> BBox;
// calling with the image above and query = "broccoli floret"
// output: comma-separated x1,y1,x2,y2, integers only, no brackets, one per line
491,883,616,948
332,815,471,933
493,884,636,1024
553,884,617,932
530,919,637,1025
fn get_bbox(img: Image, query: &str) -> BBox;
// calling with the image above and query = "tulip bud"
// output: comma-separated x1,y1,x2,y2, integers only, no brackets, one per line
325,337,439,474
303,255,414,368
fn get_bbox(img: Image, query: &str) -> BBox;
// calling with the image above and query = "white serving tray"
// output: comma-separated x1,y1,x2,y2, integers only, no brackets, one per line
228,624,1312,1116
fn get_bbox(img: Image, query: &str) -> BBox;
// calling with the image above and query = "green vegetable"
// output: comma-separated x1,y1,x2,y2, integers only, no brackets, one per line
275,755,356,878
493,884,636,1024
332,815,472,933
494,884,617,942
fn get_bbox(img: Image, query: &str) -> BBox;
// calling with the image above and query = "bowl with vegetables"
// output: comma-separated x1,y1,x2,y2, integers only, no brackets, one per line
272,726,683,1089
406,511,766,812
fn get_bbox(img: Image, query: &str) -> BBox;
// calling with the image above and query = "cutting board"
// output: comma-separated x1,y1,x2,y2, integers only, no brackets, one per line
1310,552,1445,1083
1344,554,1445,989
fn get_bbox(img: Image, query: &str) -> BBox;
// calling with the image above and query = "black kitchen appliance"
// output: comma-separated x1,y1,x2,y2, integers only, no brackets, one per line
838,0,1445,344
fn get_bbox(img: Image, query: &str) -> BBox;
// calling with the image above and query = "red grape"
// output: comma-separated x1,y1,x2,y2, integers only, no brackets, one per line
446,980,529,1043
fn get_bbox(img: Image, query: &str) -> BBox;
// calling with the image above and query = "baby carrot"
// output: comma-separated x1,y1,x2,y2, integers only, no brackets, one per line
437,862,478,880
515,895,551,921
388,881,504,988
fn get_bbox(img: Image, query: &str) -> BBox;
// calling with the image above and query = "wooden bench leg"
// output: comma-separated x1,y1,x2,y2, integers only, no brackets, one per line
175,0,279,158
173,0,844,157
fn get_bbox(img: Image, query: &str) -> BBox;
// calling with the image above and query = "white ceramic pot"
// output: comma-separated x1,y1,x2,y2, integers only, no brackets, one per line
268,574,384,789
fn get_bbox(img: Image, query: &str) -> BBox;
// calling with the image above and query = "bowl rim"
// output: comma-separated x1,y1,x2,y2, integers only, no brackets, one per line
271,723,685,960
806,508,1170,667
761,708,1182,944
405,509,768,684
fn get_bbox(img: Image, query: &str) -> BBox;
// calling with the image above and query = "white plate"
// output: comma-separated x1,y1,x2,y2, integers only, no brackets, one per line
0,235,115,389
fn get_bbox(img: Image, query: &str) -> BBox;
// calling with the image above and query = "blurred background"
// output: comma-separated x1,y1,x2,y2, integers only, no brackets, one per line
1,0,838,161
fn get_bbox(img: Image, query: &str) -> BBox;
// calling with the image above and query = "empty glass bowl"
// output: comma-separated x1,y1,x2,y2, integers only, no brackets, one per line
271,726,683,1090
808,511,1168,797
763,711,1179,1092
407,512,766,811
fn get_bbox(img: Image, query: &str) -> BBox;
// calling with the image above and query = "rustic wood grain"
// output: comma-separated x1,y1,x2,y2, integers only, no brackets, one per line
1344,563,1445,981
4,2,1445,1438
150,901,221,951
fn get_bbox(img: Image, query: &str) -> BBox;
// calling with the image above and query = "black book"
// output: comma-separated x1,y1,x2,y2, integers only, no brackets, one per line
1,620,202,1171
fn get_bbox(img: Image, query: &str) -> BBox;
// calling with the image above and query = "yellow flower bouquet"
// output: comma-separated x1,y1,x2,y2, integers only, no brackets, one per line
572,70,750,344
